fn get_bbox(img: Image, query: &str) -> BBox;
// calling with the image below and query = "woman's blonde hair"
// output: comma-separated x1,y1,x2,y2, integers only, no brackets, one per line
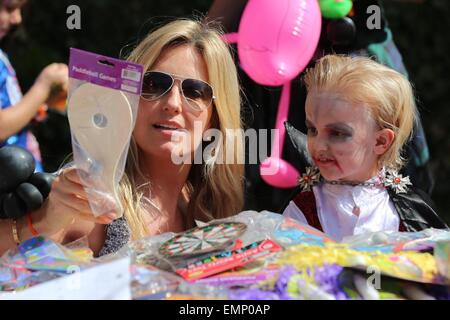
303,54,418,171
121,18,244,239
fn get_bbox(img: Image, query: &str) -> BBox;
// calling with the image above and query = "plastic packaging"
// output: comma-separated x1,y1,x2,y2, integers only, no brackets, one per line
130,264,184,300
124,211,288,281
123,211,343,284
67,48,143,218
435,240,450,282
342,228,450,253
0,236,94,292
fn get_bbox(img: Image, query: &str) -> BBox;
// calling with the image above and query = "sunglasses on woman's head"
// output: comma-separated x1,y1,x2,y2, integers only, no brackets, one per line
141,71,215,112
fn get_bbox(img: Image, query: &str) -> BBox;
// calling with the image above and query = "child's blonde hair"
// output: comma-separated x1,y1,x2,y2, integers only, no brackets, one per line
303,54,418,170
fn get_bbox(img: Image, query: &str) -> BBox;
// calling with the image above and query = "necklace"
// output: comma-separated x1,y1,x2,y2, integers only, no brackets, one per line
298,166,412,194
297,166,413,217
323,179,382,188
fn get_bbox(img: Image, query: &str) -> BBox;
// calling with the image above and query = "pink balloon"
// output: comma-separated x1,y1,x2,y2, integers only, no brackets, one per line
222,32,238,44
272,82,291,159
261,156,300,188
238,0,322,86
260,83,300,188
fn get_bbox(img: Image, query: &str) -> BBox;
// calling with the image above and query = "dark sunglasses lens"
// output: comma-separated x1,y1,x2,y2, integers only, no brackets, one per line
182,79,213,108
142,72,173,100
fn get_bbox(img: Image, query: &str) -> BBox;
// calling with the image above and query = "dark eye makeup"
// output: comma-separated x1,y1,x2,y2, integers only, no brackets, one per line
306,120,354,141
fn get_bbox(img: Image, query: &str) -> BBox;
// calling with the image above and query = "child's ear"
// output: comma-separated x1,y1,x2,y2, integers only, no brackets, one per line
374,129,395,155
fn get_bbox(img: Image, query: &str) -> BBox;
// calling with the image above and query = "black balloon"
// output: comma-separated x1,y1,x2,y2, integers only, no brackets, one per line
0,146,35,193
2,192,27,219
28,172,55,199
16,182,44,211
326,17,356,46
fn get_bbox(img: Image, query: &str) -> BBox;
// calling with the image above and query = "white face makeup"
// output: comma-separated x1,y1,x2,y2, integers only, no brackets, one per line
305,93,382,182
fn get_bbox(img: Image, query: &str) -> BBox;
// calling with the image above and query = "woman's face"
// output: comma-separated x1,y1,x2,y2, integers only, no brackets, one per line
305,93,382,182
133,45,214,163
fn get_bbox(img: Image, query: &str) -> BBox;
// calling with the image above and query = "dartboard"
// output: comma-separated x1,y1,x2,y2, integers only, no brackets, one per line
159,222,247,257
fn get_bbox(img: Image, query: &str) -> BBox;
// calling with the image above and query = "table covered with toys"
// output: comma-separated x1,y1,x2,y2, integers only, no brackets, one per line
1,210,449,300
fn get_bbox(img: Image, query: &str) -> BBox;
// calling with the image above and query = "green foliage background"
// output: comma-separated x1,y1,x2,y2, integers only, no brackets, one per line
3,0,449,221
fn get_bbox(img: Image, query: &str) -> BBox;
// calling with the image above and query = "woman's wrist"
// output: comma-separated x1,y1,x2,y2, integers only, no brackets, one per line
16,216,29,244
26,213,40,236
31,200,74,237
30,201,56,236
33,203,56,236
15,213,47,245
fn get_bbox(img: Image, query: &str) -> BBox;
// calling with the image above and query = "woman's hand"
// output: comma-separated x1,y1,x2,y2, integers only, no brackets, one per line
32,168,117,236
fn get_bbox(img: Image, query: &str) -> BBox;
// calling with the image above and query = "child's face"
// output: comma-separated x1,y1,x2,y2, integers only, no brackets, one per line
305,93,383,182
0,3,22,40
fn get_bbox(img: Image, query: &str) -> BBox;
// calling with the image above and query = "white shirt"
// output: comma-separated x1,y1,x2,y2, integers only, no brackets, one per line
283,181,400,241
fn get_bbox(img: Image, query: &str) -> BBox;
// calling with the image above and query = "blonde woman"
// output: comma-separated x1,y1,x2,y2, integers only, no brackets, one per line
0,19,244,256
283,55,448,241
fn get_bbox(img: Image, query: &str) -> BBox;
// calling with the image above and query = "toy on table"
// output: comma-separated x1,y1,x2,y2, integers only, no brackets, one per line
0,235,93,292
435,241,450,282
343,228,450,253
159,222,247,258
274,216,336,247
67,83,133,218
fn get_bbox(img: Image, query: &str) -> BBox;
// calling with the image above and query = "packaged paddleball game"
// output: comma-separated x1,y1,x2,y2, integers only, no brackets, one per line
67,48,144,218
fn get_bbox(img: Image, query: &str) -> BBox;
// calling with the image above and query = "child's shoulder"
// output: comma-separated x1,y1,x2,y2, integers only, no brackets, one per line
388,186,449,231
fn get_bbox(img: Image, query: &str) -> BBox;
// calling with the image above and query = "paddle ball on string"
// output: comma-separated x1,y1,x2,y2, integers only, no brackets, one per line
0,146,55,219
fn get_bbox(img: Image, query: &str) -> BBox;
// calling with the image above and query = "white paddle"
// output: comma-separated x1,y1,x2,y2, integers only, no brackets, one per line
67,83,133,218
